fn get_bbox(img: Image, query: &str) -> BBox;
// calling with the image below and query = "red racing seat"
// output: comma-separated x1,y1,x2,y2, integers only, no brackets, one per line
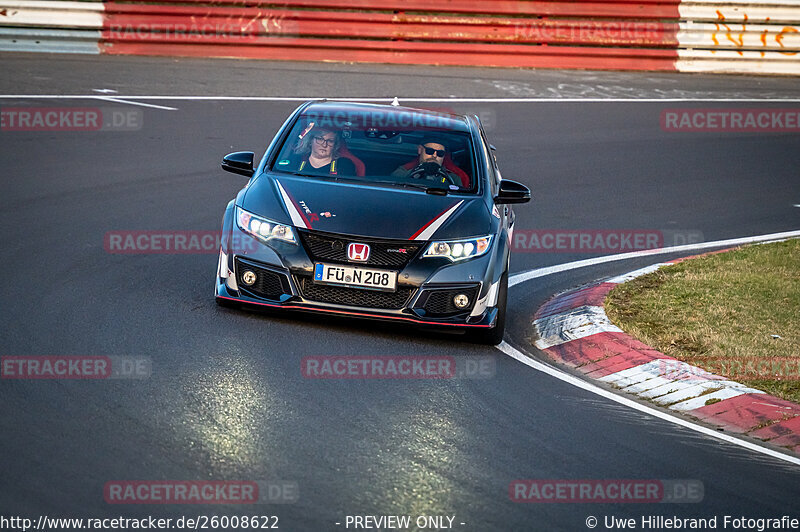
337,143,365,177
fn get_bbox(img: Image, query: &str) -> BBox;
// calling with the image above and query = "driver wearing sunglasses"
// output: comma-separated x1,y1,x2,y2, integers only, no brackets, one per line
390,138,460,186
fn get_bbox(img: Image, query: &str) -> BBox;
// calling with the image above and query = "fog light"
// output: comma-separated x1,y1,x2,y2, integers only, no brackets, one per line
242,270,257,286
453,294,470,309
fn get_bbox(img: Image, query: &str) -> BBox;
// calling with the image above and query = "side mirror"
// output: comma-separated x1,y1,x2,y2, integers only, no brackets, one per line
221,151,255,177
494,180,531,204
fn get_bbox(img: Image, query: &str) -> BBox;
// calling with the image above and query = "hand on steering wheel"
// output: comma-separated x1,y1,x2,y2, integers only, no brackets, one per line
407,161,450,181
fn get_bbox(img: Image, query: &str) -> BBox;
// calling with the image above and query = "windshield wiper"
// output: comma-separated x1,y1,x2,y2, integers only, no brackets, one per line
288,172,325,178
395,182,449,195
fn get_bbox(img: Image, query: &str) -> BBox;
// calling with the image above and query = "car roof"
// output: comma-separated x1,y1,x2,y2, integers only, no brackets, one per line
300,101,472,133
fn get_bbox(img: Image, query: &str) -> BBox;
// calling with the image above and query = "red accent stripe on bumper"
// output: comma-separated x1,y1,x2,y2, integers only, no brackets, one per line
216,295,492,327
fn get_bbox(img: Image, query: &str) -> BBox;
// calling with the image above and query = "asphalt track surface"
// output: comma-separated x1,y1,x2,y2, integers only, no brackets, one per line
1,53,800,530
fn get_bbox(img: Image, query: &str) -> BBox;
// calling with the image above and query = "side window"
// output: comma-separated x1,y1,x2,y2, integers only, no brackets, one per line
478,124,500,196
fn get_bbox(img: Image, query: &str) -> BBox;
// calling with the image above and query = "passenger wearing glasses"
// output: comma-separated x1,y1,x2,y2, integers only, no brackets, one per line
290,125,356,176
390,138,460,186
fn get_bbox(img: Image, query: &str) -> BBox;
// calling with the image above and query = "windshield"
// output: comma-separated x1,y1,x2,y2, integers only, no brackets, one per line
270,109,477,193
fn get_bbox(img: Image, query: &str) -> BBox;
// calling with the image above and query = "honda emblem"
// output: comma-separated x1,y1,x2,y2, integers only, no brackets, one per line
347,243,370,262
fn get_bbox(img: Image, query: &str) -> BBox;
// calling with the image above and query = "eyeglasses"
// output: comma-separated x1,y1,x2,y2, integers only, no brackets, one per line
423,146,446,157
313,136,336,147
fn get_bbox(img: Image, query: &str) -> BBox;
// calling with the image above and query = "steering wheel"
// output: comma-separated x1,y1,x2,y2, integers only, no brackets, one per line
407,161,451,182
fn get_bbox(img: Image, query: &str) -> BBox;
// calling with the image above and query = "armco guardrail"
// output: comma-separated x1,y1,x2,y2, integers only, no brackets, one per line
101,0,682,72
0,0,797,74
678,0,800,74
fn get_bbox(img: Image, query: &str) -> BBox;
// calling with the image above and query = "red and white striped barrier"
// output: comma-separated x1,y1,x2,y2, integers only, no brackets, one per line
533,251,800,453
0,0,103,28
1,1,798,75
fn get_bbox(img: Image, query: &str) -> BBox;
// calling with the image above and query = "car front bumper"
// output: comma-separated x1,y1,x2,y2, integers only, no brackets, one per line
214,227,501,330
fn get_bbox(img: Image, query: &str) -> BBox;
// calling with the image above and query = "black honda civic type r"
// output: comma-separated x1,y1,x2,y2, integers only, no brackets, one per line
215,101,530,344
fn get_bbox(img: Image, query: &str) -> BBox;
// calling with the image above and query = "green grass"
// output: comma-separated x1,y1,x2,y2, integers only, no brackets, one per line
605,239,800,404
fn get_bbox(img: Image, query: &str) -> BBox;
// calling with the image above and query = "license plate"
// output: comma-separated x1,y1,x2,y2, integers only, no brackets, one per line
313,263,397,292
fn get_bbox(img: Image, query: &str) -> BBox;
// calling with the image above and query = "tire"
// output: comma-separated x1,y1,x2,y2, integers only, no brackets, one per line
471,270,508,346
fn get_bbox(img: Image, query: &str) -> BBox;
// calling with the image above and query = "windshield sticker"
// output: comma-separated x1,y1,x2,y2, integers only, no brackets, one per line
278,159,290,165
298,122,315,140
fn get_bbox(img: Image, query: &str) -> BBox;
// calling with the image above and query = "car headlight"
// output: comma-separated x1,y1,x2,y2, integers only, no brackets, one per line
236,206,297,245
423,236,492,261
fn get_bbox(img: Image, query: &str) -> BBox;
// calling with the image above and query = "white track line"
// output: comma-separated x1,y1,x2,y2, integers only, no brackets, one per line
502,229,800,466
497,341,800,466
509,229,800,288
1,95,800,103
94,96,177,111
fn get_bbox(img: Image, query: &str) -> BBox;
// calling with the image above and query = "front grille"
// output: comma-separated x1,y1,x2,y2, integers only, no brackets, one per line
297,275,414,310
419,285,480,316
299,230,421,269
235,258,291,300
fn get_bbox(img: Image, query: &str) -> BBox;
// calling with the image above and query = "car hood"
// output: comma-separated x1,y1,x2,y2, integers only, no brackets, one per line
241,173,490,241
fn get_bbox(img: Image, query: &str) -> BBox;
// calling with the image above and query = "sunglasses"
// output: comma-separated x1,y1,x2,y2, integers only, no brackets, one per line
423,146,446,157
313,136,336,147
